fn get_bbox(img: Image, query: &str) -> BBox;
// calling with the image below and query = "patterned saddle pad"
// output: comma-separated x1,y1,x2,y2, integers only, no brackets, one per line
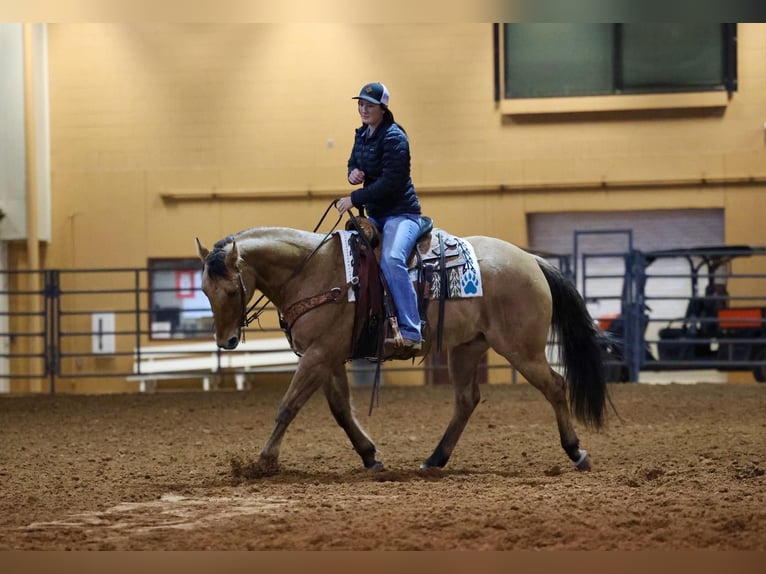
337,227,483,301
408,229,483,299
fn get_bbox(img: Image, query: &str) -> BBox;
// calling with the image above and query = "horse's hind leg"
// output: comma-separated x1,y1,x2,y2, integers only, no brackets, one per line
323,364,381,470
421,338,488,469
513,354,590,470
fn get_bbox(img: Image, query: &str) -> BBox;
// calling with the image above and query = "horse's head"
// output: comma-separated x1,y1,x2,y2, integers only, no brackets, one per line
196,237,248,349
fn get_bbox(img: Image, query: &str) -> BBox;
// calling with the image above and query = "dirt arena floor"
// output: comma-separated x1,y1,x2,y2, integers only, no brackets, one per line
0,380,764,550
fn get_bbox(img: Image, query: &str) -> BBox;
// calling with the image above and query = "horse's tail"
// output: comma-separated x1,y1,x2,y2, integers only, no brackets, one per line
537,258,608,430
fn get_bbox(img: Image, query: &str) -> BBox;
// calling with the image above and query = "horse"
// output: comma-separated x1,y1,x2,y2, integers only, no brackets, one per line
195,223,608,476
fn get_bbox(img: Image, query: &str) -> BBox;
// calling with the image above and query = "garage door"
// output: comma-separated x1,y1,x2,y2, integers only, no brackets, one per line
528,209,725,353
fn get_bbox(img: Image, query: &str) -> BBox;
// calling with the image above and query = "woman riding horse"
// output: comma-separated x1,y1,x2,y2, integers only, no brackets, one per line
336,82,423,353
195,222,609,477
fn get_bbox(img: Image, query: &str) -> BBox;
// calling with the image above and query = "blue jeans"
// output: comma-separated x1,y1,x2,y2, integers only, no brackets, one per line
369,214,422,342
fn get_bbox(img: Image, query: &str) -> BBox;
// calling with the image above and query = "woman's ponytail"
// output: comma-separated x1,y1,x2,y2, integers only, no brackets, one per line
383,107,405,134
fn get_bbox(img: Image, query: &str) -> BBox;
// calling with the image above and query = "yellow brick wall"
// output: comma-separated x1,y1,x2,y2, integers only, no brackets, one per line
13,22,766,390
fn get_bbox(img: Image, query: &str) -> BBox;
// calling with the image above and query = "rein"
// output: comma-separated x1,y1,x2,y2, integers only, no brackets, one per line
240,199,345,332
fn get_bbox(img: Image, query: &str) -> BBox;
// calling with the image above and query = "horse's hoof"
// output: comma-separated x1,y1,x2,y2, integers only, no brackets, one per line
248,455,280,478
239,463,280,479
574,450,591,472
230,455,280,480
256,464,281,477
418,465,442,478
366,460,385,472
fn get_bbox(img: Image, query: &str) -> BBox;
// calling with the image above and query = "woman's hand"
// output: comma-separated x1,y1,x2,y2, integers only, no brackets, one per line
336,196,354,214
348,169,365,185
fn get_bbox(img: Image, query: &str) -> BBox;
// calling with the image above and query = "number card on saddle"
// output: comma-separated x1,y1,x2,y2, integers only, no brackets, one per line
339,215,483,361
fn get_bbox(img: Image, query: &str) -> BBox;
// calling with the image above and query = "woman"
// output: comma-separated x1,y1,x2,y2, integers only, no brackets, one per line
336,82,423,352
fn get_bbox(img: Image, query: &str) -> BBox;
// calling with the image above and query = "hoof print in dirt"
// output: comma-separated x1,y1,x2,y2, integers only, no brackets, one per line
544,465,563,476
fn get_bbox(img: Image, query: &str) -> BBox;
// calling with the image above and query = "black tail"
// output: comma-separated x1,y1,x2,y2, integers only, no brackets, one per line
537,259,608,430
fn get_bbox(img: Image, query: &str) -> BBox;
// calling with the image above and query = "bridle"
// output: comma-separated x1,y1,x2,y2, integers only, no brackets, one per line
230,199,345,339
236,271,252,337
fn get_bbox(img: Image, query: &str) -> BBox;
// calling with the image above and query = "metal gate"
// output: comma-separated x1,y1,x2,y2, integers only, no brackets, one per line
0,267,229,393
3,249,764,393
582,246,766,382
1,267,518,393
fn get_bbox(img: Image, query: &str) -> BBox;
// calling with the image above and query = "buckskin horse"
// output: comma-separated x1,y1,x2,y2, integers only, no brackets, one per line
195,220,608,476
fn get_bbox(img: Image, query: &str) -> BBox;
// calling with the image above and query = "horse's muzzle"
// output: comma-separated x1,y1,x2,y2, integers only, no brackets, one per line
221,335,239,350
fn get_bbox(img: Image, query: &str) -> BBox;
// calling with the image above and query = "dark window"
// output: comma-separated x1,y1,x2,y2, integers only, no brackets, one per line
148,258,212,340
503,23,736,99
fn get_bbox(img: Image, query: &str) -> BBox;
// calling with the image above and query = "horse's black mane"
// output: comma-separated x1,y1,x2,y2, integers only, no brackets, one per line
213,235,235,250
205,235,236,278
203,227,315,279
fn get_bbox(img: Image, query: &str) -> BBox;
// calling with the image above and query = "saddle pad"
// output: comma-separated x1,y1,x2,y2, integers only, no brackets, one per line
337,228,484,301
337,230,358,302
410,231,483,299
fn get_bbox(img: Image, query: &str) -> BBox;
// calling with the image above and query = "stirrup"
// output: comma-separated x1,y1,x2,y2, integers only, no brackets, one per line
384,337,422,352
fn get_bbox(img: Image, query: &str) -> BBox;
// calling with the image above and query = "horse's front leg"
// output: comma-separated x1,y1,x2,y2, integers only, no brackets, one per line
421,338,487,469
323,364,382,470
255,352,329,475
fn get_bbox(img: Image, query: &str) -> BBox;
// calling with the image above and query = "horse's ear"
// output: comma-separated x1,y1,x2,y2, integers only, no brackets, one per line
225,241,240,269
195,238,209,262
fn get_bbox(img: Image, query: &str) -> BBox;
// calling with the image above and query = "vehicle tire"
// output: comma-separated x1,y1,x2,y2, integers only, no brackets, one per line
604,363,629,383
753,346,766,383
601,341,628,383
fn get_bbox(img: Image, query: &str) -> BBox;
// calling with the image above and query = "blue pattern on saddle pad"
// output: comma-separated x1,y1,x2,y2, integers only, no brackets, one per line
414,235,483,299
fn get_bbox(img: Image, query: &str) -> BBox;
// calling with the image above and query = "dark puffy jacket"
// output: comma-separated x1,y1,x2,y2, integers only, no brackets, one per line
348,118,421,219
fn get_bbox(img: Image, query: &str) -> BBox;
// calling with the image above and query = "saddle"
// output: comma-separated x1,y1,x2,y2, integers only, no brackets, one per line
345,215,472,362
